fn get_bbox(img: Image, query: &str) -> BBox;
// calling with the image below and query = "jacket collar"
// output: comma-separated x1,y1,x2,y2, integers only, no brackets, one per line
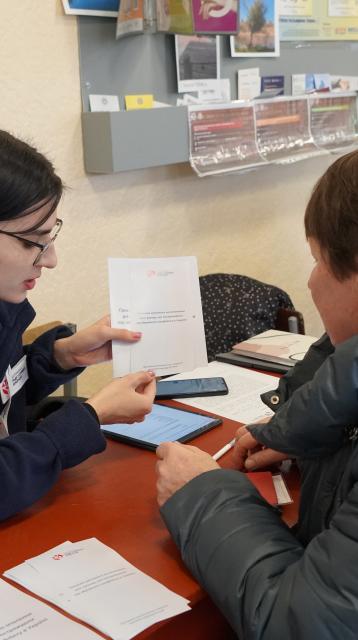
0,299,35,331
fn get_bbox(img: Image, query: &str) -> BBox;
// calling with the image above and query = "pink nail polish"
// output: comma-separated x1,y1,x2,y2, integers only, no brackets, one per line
132,332,142,339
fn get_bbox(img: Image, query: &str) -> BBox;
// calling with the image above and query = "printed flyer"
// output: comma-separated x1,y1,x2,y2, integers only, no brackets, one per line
280,0,358,39
279,0,312,16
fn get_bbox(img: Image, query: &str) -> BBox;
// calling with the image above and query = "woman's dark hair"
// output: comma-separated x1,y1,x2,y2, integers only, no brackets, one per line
304,150,358,280
0,130,63,225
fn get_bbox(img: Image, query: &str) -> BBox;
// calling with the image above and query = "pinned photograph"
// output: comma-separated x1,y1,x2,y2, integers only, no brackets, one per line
230,0,279,57
175,35,220,93
62,0,119,16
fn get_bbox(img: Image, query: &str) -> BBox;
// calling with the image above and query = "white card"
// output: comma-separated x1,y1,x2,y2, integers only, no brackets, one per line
108,256,208,377
238,68,261,101
291,74,306,96
89,94,120,112
198,78,231,103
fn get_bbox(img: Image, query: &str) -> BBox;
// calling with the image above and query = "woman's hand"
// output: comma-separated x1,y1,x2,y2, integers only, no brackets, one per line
233,419,288,471
53,316,141,371
86,370,156,425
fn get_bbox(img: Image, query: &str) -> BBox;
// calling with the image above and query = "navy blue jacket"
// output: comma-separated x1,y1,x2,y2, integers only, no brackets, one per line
0,300,106,521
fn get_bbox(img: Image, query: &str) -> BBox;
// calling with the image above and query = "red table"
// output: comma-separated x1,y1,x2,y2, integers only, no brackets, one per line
0,407,300,639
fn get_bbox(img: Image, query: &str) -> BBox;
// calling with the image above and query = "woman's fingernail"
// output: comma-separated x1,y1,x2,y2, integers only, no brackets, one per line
148,370,155,376
132,332,142,339
245,459,255,470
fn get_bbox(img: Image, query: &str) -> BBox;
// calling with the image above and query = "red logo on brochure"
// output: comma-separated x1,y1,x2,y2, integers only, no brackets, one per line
52,554,64,560
0,377,9,397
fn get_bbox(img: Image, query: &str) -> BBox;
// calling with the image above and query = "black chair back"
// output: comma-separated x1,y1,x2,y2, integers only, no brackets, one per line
199,273,296,361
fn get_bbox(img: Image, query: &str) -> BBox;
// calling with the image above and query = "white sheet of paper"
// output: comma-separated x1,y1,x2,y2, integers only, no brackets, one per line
89,94,120,112
198,78,231,102
108,257,208,377
5,538,190,640
238,68,261,100
291,73,306,96
280,0,313,16
328,0,358,17
0,579,98,640
167,361,277,423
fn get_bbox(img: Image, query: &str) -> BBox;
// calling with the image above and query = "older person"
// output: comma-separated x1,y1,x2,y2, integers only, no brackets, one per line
156,150,358,639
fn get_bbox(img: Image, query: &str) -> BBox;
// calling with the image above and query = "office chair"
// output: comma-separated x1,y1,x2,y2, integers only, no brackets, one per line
199,273,304,361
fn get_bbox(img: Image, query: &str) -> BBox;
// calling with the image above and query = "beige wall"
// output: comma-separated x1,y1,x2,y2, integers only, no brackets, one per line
0,1,330,396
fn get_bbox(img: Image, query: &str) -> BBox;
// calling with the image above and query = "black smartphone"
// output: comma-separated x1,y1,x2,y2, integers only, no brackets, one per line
155,377,228,399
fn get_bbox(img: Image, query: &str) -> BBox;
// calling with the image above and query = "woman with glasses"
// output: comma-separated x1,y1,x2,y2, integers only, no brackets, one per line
0,130,156,521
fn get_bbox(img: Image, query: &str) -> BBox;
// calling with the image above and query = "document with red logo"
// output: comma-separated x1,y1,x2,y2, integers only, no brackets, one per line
4,538,190,640
108,256,208,377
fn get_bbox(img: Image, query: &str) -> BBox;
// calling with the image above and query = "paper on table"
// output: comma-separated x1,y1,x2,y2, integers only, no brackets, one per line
168,361,277,423
5,538,190,640
0,579,98,640
108,257,207,377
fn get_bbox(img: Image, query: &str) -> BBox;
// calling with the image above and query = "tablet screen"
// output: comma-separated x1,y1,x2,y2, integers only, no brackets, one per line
101,403,221,450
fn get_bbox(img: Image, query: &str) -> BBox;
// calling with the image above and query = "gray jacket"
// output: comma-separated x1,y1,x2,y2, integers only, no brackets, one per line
161,335,358,639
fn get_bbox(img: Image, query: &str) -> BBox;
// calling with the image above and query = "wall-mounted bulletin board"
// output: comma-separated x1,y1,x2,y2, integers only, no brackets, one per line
78,16,358,174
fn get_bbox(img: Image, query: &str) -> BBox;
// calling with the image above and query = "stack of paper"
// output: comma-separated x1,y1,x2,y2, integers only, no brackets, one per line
232,329,317,367
4,538,190,640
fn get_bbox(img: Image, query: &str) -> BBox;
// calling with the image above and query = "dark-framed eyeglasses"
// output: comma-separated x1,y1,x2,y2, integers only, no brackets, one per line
0,218,63,266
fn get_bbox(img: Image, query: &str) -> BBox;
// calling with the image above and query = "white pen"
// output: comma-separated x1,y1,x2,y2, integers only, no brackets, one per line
212,438,236,461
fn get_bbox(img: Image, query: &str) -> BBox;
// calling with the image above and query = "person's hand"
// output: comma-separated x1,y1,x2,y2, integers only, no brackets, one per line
233,422,288,471
86,370,156,424
53,315,141,370
156,441,220,507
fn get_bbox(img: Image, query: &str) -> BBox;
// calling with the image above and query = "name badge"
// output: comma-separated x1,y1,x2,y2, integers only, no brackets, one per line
0,356,28,404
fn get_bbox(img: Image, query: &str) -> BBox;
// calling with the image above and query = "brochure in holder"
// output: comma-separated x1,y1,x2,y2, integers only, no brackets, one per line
188,103,266,177
309,92,358,152
254,96,321,164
